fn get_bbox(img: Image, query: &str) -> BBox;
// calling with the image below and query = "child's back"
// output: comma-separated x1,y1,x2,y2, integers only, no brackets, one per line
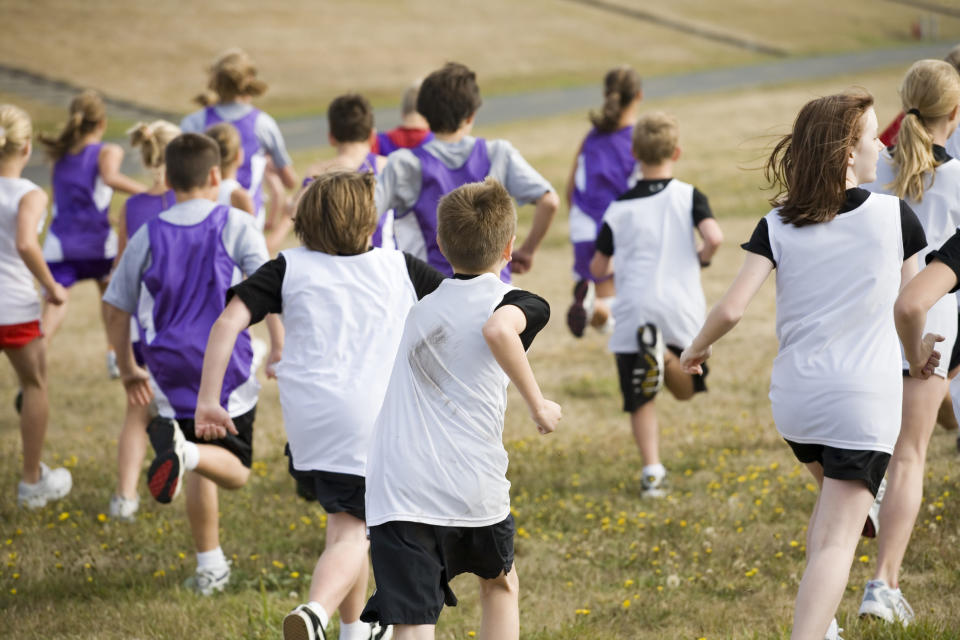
46,142,115,262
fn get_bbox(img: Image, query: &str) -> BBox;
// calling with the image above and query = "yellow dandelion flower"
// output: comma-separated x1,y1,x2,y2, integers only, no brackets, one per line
58,512,70,521
622,599,631,609
272,560,285,569
178,552,186,560
858,555,869,563
745,568,758,577
97,513,108,522
468,632,477,638
624,579,634,587
290,571,300,578
789,540,799,547
10,588,16,595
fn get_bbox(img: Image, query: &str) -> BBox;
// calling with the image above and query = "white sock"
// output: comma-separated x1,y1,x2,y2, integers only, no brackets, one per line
196,546,227,571
182,441,199,471
305,601,330,631
642,463,666,479
339,620,370,640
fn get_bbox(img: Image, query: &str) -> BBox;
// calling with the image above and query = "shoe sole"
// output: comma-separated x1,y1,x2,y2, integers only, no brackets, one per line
147,417,176,455
283,613,313,640
147,454,181,504
567,281,591,338
859,601,895,623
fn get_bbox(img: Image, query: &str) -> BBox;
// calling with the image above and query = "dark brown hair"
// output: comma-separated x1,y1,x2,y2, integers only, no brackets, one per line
39,90,106,162
765,90,874,227
195,49,267,106
437,177,516,272
164,133,221,191
590,66,642,133
417,62,482,134
328,94,375,144
294,171,377,255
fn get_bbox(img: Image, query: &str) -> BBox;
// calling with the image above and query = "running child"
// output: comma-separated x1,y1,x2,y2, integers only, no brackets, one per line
205,122,255,215
38,90,145,377
103,132,281,594
181,48,297,229
0,104,73,508
566,66,642,337
361,178,561,640
109,119,180,521
197,171,441,640
680,90,927,640
376,62,559,280
857,59,960,626
373,80,433,156
589,112,722,498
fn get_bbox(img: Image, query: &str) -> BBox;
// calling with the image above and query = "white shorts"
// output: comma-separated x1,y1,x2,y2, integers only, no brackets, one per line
901,293,957,378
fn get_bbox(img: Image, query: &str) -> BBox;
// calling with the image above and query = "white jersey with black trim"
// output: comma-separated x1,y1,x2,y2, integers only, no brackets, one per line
766,192,903,453
0,177,45,325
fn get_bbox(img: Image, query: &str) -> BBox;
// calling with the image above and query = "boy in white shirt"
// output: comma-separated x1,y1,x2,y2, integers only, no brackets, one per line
361,178,561,640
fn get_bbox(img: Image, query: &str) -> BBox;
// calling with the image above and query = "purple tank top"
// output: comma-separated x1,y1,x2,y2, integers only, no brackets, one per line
124,190,175,239
50,143,112,260
409,139,502,278
204,106,263,213
571,126,636,224
141,205,253,418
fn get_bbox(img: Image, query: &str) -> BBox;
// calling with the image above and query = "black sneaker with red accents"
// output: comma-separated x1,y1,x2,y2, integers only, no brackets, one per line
146,417,186,504
566,280,596,338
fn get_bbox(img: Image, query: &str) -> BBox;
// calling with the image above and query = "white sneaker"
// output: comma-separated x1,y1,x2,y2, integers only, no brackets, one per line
641,470,668,499
370,622,393,639
825,617,843,640
862,476,886,538
107,350,121,379
18,462,72,509
108,494,139,522
184,563,230,596
283,604,327,640
859,579,914,626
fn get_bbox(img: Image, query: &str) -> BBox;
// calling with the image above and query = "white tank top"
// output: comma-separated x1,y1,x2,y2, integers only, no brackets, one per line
0,177,45,325
217,177,241,207
275,247,417,476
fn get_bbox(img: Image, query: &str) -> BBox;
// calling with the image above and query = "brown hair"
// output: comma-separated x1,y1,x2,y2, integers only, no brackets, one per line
0,104,32,162
294,171,377,255
590,66,642,133
164,133,221,191
632,112,678,165
128,120,181,170
765,90,874,227
889,59,960,202
204,122,242,172
39,90,106,162
945,44,960,74
328,94,374,143
195,48,267,106
417,62,482,134
437,178,516,272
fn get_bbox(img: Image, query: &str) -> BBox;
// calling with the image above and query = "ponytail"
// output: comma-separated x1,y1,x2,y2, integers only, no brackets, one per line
128,120,181,171
589,66,641,133
194,48,267,106
0,104,32,162
38,90,106,162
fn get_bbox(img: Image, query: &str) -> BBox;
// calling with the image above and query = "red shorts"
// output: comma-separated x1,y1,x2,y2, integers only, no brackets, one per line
0,321,43,349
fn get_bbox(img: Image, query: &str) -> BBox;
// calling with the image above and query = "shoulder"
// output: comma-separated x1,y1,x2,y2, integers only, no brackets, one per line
486,138,518,158
384,148,421,173
179,109,206,132
99,142,123,158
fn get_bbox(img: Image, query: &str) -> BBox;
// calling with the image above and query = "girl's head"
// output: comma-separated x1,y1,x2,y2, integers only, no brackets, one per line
195,48,267,107
589,66,642,133
128,120,181,174
39,90,106,162
294,171,377,255
766,90,877,227
0,104,33,165
204,122,243,174
890,59,960,202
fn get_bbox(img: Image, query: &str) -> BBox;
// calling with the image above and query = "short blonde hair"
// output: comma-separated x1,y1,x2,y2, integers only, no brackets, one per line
195,48,267,106
294,171,377,255
204,122,242,172
128,120,181,170
437,178,516,272
632,111,678,165
0,104,32,161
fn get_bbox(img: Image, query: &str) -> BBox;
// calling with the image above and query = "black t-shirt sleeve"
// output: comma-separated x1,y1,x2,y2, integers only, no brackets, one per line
595,222,614,256
740,217,776,266
900,200,927,260
403,252,446,299
494,289,551,350
926,231,960,294
226,254,286,325
692,188,715,226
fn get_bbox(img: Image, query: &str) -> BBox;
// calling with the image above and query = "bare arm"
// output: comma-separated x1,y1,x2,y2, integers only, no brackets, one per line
510,190,560,274
98,143,145,195
195,297,252,439
276,164,298,190
696,218,724,267
231,187,256,215
15,189,65,304
114,201,129,266
590,251,613,280
104,302,152,405
264,313,284,378
564,142,583,207
482,305,561,434
895,258,952,378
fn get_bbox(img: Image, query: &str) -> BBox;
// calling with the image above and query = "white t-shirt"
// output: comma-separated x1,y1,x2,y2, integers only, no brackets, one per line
0,177,45,325
365,273,517,528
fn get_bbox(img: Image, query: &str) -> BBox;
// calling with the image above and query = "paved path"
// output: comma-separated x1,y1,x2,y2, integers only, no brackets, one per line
21,41,954,185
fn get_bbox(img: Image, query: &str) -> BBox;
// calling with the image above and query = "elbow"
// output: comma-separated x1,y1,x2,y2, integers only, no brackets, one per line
15,240,33,256
540,190,560,214
894,295,924,327
717,302,743,327
481,321,511,348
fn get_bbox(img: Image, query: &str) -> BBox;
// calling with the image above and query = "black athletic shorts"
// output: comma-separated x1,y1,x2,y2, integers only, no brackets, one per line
785,440,889,497
615,345,708,412
285,445,366,521
177,406,256,468
360,514,516,626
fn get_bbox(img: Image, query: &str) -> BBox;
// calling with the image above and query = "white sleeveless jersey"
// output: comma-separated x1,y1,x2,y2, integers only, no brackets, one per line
365,273,516,528
217,178,241,207
766,193,904,452
275,247,417,476
604,178,705,351
0,177,45,325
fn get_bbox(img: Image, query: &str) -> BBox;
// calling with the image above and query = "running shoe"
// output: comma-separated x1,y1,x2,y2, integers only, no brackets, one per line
283,604,327,640
18,462,72,509
825,617,843,640
634,323,664,399
107,350,120,379
858,579,914,626
108,494,140,522
146,417,186,504
184,563,231,596
566,280,595,338
641,470,668,499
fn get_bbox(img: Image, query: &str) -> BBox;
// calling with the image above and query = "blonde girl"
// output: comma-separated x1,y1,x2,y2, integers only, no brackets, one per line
204,122,255,215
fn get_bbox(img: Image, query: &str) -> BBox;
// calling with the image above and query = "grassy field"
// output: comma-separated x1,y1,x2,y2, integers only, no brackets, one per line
5,65,960,638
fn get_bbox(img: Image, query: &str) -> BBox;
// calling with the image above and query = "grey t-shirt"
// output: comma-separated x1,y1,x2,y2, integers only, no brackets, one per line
180,103,292,169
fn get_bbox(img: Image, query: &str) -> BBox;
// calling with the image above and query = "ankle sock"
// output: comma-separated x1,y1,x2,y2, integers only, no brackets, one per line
196,546,227,571
182,441,199,471
642,463,666,479
305,601,330,631
339,620,369,640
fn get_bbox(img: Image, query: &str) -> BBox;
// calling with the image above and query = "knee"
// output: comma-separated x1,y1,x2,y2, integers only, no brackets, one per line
480,568,519,597
671,385,695,401
223,466,250,490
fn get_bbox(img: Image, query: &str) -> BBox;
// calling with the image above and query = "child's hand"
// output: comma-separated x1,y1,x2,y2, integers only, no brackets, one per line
45,283,67,305
531,399,561,435
122,366,153,406
510,248,534,274
194,400,238,441
909,333,944,379
266,349,282,380
679,345,711,375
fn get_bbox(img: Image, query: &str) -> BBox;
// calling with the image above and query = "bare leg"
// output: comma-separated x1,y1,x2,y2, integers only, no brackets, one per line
96,280,115,357
590,279,615,328
185,472,220,553
41,288,70,346
193,444,251,489
874,375,947,587
6,338,48,483
938,390,958,431
664,349,695,400
479,567,520,640
630,402,659,467
306,512,370,622
115,402,150,499
394,626,435,640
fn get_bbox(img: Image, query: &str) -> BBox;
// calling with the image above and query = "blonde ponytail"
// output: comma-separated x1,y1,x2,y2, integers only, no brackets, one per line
38,90,106,162
0,104,32,161
128,120,181,170
194,48,267,106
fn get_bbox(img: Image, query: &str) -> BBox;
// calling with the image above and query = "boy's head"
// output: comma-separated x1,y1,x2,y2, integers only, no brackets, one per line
164,132,221,192
328,93,375,144
632,112,679,166
294,171,377,255
417,63,482,134
437,177,516,272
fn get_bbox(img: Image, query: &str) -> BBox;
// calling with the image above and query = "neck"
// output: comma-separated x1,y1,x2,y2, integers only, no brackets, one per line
618,102,639,128
401,113,428,129
174,187,215,203
147,172,167,194
0,158,24,178
640,161,673,180
929,119,952,147
433,121,471,143
221,165,238,181
452,261,504,277
335,142,372,165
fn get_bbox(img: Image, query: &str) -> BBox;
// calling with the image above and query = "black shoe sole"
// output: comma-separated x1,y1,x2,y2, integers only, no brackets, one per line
147,417,176,456
567,281,590,338
147,451,180,504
